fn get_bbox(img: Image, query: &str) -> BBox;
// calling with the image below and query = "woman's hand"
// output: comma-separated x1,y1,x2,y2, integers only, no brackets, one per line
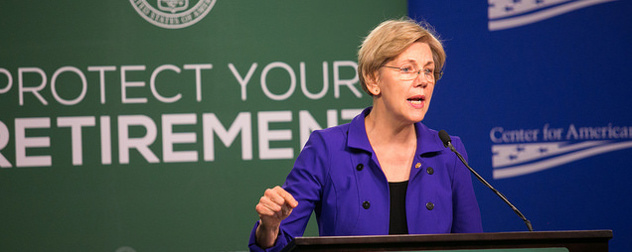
254,186,298,248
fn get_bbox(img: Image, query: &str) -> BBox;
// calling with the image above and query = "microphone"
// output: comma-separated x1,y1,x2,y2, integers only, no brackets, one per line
438,130,534,232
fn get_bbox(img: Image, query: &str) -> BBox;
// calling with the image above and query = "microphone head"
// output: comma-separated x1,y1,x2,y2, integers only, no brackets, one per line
438,130,451,148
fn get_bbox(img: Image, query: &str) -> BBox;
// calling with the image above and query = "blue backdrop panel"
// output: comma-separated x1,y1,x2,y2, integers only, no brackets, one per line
409,1,631,251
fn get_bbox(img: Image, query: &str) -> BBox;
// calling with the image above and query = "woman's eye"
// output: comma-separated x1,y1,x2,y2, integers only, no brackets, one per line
424,69,434,75
400,66,414,73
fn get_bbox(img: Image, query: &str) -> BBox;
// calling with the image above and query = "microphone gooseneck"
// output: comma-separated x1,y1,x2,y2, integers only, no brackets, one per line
438,130,534,232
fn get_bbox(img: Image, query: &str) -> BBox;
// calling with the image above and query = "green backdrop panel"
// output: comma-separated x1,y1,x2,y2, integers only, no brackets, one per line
1,1,407,251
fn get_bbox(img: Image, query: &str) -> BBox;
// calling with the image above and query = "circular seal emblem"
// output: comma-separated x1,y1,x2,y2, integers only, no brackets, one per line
130,0,217,29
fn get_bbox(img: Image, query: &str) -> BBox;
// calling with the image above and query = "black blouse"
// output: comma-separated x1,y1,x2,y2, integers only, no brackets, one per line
388,180,409,235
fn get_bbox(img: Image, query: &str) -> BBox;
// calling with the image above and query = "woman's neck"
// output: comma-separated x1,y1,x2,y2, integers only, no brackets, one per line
365,107,417,182
364,107,416,146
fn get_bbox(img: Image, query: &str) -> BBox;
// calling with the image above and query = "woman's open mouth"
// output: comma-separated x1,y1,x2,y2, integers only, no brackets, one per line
407,95,425,108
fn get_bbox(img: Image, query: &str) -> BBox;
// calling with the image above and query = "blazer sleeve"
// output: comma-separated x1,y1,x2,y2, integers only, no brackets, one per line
248,131,329,251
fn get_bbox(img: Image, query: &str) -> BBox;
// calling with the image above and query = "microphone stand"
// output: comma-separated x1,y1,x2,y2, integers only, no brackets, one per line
440,130,533,232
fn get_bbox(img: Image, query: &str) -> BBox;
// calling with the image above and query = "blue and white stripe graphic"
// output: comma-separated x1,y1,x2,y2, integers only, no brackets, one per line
492,140,632,179
488,0,616,31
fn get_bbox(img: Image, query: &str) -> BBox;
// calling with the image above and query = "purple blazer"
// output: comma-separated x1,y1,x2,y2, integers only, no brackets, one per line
249,107,482,251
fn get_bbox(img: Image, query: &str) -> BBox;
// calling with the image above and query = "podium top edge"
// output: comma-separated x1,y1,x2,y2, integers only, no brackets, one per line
292,230,613,245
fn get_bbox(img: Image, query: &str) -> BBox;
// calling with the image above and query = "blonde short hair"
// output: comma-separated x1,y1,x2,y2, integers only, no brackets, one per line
358,18,446,95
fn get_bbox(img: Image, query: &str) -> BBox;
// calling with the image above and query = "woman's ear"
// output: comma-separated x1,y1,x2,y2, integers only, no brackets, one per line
365,72,381,96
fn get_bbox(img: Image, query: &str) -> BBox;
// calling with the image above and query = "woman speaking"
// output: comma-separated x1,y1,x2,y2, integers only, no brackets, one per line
249,18,483,251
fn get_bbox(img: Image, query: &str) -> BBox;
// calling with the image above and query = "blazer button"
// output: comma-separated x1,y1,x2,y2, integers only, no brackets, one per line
426,202,434,210
426,167,434,175
362,201,371,209
356,164,364,171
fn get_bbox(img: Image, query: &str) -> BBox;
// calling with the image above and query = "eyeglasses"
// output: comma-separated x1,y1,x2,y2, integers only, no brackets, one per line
382,65,441,81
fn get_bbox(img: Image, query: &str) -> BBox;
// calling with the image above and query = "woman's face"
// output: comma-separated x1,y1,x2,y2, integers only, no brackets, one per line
375,42,436,124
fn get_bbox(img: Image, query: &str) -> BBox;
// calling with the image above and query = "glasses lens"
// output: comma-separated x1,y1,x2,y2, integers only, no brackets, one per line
402,69,434,82
400,71,415,80
384,65,435,82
